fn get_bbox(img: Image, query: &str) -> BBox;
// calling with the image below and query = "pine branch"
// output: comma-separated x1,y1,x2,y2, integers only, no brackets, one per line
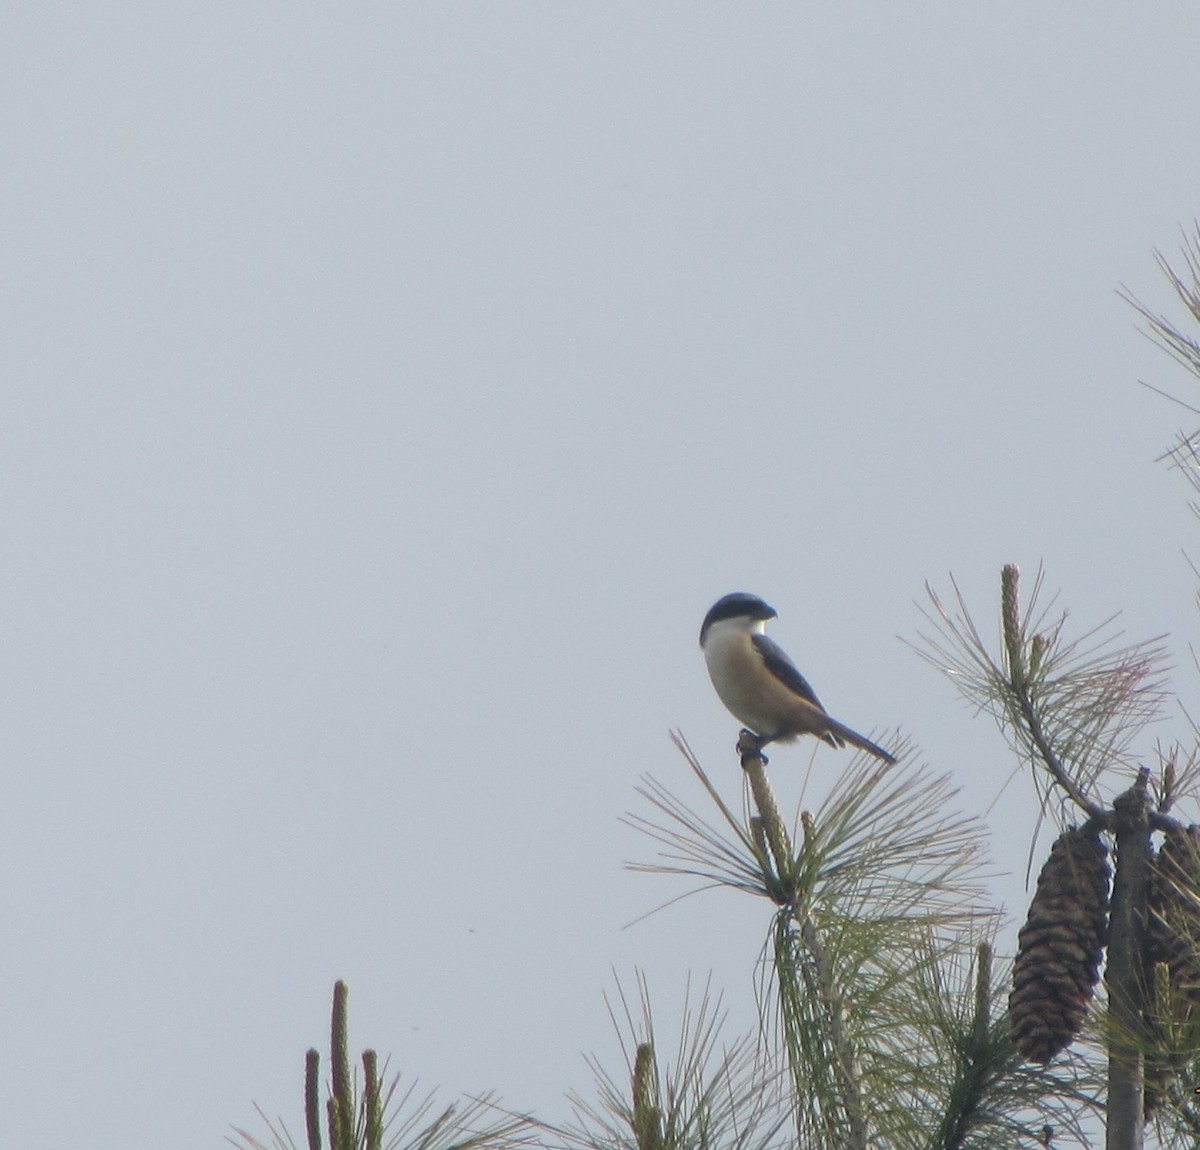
306,1049,323,1150
916,565,1170,821
560,973,793,1150
741,752,794,899
1001,566,1108,822
330,982,355,1150
797,915,867,1150
232,984,531,1150
1120,226,1200,387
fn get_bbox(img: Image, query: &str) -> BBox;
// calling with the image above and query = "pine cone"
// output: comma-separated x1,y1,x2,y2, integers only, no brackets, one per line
1146,825,1200,994
1009,827,1110,1063
1143,825,1200,1120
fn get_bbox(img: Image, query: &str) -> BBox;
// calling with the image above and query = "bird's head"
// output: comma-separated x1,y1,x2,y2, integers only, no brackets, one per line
699,592,778,647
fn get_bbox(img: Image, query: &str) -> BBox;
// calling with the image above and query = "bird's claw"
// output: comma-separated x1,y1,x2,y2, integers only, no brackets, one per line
736,728,768,766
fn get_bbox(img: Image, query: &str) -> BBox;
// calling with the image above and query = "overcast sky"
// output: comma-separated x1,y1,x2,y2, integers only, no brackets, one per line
5,6,1200,1148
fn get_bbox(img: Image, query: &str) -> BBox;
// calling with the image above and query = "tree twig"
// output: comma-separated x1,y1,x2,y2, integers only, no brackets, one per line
1001,565,1109,823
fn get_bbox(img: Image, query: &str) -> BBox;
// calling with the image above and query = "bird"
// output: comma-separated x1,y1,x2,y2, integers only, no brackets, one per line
699,592,896,765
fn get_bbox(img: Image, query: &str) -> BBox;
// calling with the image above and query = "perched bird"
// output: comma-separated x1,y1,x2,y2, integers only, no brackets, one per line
699,592,896,765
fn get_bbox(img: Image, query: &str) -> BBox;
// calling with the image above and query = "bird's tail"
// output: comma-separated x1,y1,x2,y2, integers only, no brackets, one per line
825,717,897,765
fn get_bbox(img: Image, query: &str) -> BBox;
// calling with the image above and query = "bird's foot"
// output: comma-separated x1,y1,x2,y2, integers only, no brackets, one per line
737,729,768,767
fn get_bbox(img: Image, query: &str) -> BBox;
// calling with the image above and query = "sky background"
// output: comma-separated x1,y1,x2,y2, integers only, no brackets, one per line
5,5,1200,1148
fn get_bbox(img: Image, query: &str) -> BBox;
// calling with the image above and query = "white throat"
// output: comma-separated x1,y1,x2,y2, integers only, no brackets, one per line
701,614,765,651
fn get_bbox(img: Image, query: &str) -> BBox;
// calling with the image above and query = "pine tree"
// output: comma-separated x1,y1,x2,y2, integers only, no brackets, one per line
234,232,1200,1150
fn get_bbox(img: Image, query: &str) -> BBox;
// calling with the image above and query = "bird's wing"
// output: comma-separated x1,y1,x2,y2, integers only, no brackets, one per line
750,633,827,712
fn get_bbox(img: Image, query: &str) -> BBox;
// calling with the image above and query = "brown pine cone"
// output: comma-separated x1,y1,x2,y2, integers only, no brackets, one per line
1009,826,1110,1063
1146,825,1200,994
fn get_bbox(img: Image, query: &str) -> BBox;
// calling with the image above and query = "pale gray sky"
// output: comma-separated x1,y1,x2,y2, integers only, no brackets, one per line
4,6,1200,1148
